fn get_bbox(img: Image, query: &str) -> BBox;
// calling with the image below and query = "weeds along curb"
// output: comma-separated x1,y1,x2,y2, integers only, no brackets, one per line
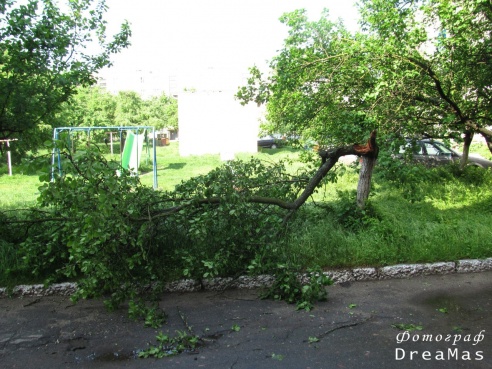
1,258,492,298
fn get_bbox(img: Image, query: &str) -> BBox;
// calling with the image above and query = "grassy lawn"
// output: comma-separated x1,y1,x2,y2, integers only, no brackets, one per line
0,174,44,209
283,183,492,269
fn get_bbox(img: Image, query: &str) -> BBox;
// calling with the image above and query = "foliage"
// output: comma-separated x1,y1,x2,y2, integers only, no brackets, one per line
8,143,314,321
358,0,492,147
2,143,492,323
261,265,333,311
375,148,439,202
392,323,423,332
0,211,26,287
55,86,117,129
376,144,492,202
4,155,492,288
55,86,179,133
236,10,374,147
144,94,178,131
127,299,167,328
237,0,492,155
114,91,144,126
281,161,492,270
0,0,131,158
327,189,380,231
170,157,311,279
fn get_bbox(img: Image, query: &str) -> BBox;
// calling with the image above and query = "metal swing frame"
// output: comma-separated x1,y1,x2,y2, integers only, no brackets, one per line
51,126,158,189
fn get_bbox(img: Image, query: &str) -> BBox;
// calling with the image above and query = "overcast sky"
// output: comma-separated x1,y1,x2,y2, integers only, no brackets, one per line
100,0,360,94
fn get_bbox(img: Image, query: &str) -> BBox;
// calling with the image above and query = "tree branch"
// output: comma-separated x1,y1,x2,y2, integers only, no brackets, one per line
405,56,466,122
144,132,379,223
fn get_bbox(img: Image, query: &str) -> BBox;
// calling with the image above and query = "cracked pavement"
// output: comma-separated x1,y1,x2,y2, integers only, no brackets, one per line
1,271,491,368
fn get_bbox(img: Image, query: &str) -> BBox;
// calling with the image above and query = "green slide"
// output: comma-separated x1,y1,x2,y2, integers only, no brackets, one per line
121,131,144,172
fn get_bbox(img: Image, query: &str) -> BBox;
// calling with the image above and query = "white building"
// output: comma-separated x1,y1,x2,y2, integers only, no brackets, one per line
178,90,261,159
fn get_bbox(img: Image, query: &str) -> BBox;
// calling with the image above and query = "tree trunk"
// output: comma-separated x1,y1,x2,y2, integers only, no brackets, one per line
352,130,379,209
460,131,473,170
357,155,377,209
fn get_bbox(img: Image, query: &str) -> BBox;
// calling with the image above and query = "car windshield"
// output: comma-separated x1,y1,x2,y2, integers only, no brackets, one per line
431,141,454,155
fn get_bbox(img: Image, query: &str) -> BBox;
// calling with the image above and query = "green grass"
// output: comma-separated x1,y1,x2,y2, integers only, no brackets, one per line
285,200,492,270
139,142,223,190
470,142,492,161
0,174,43,209
1,141,492,287
282,167,492,269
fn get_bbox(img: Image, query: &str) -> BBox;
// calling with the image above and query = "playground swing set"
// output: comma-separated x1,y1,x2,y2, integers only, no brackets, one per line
51,126,158,189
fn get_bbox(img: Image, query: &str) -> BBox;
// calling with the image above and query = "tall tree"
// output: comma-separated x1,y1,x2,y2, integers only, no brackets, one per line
239,2,492,147
358,0,492,166
163,96,178,131
237,10,375,148
0,0,131,157
114,91,143,126
238,0,492,180
144,94,178,131
237,10,379,208
56,86,116,128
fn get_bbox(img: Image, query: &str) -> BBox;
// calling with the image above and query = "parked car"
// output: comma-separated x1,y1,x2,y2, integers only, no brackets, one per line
258,135,282,149
397,139,492,169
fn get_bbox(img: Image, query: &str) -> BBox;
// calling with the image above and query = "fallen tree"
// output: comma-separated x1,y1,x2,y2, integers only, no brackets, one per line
2,131,378,323
136,130,379,226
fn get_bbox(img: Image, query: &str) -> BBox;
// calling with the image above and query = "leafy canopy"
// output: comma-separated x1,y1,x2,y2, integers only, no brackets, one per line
54,86,179,131
237,9,374,148
358,0,492,145
237,1,492,152
0,0,131,156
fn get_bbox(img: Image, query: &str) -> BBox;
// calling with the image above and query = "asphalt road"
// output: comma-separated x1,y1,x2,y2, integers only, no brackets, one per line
1,271,491,369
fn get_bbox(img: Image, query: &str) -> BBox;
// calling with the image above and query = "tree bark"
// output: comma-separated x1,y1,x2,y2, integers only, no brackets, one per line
354,130,379,209
460,131,473,170
357,156,377,209
263,129,378,216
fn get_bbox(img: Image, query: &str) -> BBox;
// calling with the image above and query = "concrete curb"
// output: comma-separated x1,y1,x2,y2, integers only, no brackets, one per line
1,258,492,297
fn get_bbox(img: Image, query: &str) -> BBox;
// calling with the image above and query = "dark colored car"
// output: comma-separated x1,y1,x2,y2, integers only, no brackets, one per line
398,139,492,169
258,135,282,149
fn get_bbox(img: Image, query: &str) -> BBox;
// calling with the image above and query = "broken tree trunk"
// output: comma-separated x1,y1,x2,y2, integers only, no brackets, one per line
485,134,492,155
355,130,379,209
320,130,379,210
